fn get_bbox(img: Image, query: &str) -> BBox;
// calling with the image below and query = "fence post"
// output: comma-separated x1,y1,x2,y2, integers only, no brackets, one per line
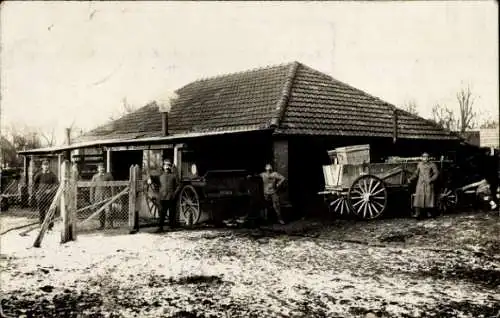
128,165,138,234
70,163,78,240
61,160,76,243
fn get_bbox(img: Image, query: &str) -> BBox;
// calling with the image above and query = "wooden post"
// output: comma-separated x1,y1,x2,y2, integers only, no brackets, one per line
106,150,112,173
28,155,35,207
60,161,71,243
70,163,78,240
128,165,138,233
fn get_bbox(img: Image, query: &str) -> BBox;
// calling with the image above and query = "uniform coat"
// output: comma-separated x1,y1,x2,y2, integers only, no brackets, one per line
90,172,114,202
159,171,179,201
411,161,439,208
33,170,58,202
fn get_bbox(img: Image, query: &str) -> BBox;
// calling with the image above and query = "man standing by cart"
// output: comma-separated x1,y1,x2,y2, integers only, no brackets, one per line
156,159,180,233
90,163,115,229
409,153,440,219
260,164,286,225
33,160,58,230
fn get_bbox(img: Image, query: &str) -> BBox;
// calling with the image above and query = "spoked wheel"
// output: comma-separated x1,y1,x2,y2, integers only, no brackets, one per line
178,185,201,225
145,183,160,219
438,187,458,214
328,194,351,216
348,175,388,220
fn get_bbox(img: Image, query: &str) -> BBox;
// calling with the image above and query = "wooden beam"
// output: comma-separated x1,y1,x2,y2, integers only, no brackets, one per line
106,149,112,173
128,165,139,233
79,187,129,226
76,180,129,187
60,160,74,244
104,144,174,151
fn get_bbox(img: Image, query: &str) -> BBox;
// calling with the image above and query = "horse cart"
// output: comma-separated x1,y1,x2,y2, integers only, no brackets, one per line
318,146,458,220
145,167,260,226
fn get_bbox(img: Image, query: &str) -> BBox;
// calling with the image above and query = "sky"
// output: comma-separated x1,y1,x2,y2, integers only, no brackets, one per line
1,1,498,145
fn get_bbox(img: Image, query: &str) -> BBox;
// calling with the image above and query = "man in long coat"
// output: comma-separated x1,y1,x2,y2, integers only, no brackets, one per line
156,159,181,233
410,153,439,219
33,160,58,229
90,163,114,229
259,164,286,225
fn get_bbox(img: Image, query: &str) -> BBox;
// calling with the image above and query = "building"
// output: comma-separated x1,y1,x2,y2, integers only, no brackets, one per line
480,128,499,149
19,61,461,215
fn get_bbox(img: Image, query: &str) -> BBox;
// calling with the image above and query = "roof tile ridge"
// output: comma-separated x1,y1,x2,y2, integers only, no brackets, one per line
179,62,296,88
270,61,301,129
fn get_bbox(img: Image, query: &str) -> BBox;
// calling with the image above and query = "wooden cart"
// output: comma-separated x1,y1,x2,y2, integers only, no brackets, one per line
318,157,458,220
144,168,259,225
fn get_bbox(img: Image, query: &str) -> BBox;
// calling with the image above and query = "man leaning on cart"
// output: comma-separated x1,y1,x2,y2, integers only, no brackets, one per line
409,152,439,220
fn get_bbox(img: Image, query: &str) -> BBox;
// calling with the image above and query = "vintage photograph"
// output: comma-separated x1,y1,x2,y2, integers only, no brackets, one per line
0,1,498,317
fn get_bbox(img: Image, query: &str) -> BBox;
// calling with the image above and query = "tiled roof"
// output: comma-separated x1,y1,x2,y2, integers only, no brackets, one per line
75,103,164,142
77,61,458,143
168,63,292,134
278,64,457,139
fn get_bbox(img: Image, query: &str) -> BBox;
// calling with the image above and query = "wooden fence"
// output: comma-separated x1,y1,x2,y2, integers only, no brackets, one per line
34,161,141,247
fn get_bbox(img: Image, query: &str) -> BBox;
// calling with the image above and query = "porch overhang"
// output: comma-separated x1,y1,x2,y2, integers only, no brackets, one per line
18,127,273,156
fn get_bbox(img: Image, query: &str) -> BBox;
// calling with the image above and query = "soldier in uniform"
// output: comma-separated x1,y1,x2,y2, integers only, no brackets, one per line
259,164,286,225
156,159,181,233
90,163,114,229
33,160,58,229
409,153,440,219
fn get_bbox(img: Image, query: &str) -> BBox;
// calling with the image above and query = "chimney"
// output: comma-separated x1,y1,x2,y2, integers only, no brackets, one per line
392,108,398,144
162,112,169,136
157,91,179,137
65,128,71,145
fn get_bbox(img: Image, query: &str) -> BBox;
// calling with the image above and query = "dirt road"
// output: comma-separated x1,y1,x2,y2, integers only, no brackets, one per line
1,211,499,317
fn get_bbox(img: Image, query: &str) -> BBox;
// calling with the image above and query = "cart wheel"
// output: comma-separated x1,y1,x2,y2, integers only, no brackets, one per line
348,175,388,220
178,185,201,225
328,194,351,216
145,183,160,219
438,187,458,213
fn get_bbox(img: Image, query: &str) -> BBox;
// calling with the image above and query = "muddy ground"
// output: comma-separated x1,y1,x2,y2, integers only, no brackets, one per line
1,210,499,318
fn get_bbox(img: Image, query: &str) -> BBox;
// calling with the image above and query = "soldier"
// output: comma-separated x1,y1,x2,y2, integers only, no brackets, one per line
33,160,58,230
156,159,181,233
409,153,440,219
259,164,286,225
90,163,114,229
483,147,498,210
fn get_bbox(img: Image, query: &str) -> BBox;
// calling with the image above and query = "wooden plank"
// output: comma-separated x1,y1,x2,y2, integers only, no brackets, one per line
76,197,113,213
79,187,129,226
33,184,64,248
105,144,174,151
77,180,129,187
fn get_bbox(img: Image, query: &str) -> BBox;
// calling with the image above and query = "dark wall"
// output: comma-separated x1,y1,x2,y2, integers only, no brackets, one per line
111,150,143,180
185,131,274,176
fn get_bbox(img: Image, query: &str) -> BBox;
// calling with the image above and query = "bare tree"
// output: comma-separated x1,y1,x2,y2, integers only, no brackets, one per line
401,99,419,115
456,85,477,132
431,103,456,131
38,126,57,147
6,124,43,151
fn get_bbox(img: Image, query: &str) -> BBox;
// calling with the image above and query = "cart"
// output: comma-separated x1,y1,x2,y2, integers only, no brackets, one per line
144,167,259,225
318,147,458,220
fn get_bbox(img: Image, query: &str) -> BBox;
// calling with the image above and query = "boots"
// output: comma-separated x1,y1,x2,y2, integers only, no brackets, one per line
412,208,422,220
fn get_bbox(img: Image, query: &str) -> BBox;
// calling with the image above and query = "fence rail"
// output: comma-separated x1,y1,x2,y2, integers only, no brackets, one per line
25,162,141,247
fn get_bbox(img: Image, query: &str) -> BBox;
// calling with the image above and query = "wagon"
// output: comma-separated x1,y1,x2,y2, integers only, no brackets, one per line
144,167,259,225
318,149,458,220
